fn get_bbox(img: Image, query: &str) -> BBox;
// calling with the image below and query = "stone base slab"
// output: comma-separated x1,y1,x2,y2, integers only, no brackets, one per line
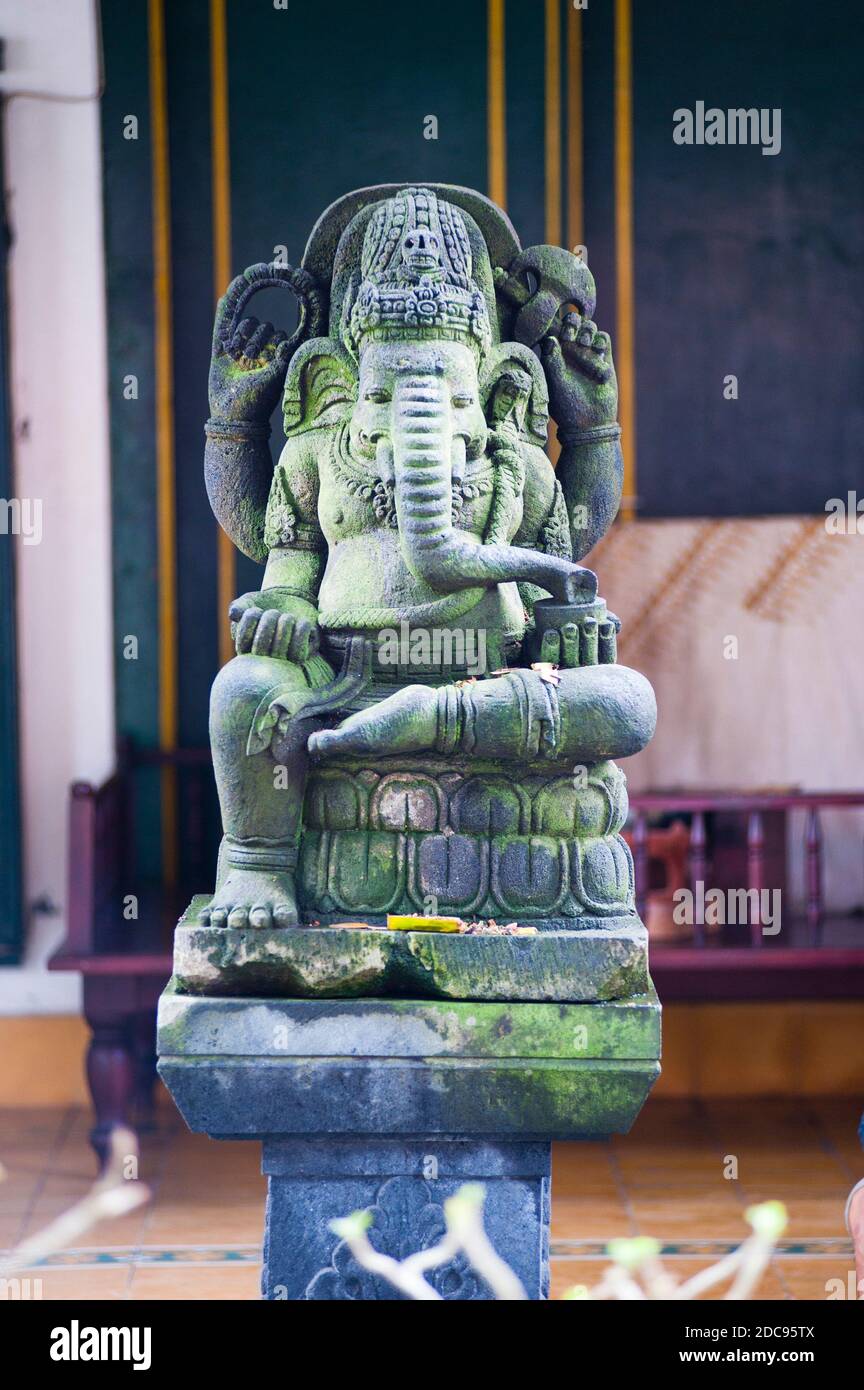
173,896,648,1002
157,987,660,1138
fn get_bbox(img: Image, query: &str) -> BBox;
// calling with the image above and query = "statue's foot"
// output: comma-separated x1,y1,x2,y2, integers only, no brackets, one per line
198,869,298,928
308,684,439,761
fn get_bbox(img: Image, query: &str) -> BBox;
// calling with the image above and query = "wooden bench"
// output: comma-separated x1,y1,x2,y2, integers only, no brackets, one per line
631,791,864,999
49,742,213,1164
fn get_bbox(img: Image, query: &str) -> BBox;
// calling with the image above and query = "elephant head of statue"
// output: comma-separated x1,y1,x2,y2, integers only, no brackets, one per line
280,187,595,605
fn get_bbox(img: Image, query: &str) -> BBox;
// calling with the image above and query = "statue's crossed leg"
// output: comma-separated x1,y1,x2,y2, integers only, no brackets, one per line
204,638,655,928
308,662,656,768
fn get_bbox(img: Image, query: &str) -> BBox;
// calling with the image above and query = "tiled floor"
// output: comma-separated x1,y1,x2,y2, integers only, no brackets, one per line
1,1098,860,1300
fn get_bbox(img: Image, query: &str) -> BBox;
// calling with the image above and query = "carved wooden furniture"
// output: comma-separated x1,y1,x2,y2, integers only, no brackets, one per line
49,742,212,1162
632,791,864,999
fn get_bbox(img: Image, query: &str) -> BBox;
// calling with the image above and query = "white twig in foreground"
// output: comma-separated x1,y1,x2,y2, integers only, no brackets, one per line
0,1126,150,1277
331,1183,528,1300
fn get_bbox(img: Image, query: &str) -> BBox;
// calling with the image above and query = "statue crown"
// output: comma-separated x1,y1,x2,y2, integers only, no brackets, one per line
345,187,492,358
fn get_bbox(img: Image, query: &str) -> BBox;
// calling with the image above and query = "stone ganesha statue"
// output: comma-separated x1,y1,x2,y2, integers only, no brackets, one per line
201,184,655,929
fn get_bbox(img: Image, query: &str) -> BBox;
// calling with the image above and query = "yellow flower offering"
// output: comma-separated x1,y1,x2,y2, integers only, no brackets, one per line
386,914,463,933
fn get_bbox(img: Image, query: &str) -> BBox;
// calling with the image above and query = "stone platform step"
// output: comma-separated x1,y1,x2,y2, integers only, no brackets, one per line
173,896,649,1002
157,988,661,1140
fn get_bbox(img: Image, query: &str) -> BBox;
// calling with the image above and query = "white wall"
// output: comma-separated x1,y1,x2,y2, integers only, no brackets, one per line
596,517,864,913
0,0,113,1011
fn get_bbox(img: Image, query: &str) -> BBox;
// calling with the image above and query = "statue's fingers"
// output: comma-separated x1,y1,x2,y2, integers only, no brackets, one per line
591,330,610,355
262,328,288,360
212,272,259,349
228,595,253,623
251,608,280,656
560,623,580,668
577,319,597,346
561,311,580,341
229,317,259,357
243,322,273,361
235,607,262,653
540,334,565,378
259,328,288,364
257,333,286,367
288,617,320,665
560,334,609,382
262,338,293,377
272,612,295,660
539,629,561,664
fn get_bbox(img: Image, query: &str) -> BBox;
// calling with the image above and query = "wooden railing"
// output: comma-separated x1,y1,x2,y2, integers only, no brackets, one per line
628,791,864,998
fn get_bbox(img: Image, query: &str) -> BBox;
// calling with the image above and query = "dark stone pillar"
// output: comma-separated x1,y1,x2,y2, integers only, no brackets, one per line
158,987,659,1300
262,1139,550,1300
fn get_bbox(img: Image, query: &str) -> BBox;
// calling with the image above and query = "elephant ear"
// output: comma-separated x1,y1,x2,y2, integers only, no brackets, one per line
480,341,550,447
282,337,357,436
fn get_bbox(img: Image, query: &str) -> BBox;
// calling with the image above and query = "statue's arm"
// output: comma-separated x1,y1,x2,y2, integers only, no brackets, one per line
260,436,326,612
228,436,328,663
204,420,275,565
555,431,623,560
539,328,622,559
205,264,324,563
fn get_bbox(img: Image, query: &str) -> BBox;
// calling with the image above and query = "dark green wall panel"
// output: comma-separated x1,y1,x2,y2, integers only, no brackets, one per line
630,0,864,516
101,0,162,877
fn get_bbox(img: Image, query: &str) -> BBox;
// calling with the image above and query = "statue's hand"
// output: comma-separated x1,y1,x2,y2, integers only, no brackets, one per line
540,315,618,435
208,267,296,422
229,590,319,662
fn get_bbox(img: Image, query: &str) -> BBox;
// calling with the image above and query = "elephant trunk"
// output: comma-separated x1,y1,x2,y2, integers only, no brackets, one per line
391,373,596,603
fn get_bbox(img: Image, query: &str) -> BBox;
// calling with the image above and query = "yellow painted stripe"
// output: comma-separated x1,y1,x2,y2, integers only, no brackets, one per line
615,0,637,520
544,0,562,246
148,0,178,886
545,0,562,465
487,0,507,208
211,0,235,668
566,2,583,250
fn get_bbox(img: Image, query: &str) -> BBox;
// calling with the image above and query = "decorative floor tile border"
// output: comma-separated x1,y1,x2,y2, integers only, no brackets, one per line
2,1237,854,1272
552,1237,854,1259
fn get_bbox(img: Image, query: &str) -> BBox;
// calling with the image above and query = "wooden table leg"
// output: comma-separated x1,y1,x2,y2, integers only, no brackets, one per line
83,977,136,1169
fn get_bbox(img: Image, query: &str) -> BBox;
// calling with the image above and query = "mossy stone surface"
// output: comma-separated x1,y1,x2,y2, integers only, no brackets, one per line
173,896,649,1002
157,982,661,1060
157,986,661,1140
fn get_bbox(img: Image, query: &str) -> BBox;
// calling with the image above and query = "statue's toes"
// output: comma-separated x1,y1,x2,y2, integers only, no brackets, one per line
210,906,228,928
227,904,250,928
199,905,212,925
274,902,298,928
249,902,272,929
